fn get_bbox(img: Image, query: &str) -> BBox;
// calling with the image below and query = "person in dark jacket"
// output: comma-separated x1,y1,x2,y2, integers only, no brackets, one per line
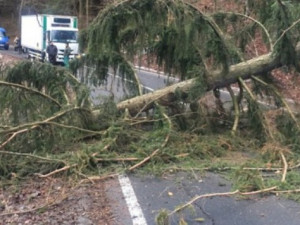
46,41,58,65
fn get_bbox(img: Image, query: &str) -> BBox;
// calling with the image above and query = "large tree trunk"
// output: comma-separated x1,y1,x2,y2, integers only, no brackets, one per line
116,42,300,114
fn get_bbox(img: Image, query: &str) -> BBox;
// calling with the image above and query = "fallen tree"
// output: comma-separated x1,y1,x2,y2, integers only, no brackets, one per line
1,0,300,183
117,42,300,114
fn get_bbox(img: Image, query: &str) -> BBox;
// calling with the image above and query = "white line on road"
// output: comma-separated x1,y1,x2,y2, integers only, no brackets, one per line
107,72,155,92
118,174,148,225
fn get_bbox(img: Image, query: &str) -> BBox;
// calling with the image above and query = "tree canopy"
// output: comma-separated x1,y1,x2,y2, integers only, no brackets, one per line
81,0,299,79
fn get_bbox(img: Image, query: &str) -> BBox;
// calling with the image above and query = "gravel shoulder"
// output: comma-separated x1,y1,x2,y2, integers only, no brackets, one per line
0,178,115,225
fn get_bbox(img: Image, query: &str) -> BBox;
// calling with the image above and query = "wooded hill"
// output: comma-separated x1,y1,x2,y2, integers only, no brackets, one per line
0,0,109,37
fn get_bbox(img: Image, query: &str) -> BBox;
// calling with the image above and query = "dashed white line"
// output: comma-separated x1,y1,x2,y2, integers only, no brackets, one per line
118,174,148,225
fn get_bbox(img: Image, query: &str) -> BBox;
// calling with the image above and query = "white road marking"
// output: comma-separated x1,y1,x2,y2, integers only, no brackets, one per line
118,174,148,225
107,72,155,92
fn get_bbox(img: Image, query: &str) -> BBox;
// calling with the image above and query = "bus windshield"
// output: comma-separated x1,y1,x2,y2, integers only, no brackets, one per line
51,30,77,43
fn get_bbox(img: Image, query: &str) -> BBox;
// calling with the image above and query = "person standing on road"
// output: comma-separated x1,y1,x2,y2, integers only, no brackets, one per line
46,41,58,65
14,36,22,54
14,36,19,49
63,42,72,68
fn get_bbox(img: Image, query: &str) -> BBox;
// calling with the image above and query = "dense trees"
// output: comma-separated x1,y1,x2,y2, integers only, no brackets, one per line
0,0,109,35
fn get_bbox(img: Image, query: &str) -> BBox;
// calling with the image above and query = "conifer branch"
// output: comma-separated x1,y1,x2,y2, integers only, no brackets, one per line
238,77,274,140
0,107,92,135
0,107,92,150
0,81,62,108
0,128,28,149
0,149,66,164
219,11,274,51
273,18,300,49
252,75,299,128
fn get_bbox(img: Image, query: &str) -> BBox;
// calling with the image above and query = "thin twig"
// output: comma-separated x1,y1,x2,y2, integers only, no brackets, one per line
272,189,300,194
0,107,92,149
128,148,161,171
243,167,282,171
79,173,119,184
290,163,300,169
0,149,65,164
169,186,277,215
95,157,139,162
75,171,95,184
46,121,104,135
273,18,300,48
0,128,27,149
238,77,256,100
0,107,84,135
240,186,277,196
169,190,239,215
280,151,288,182
36,165,76,178
227,85,240,135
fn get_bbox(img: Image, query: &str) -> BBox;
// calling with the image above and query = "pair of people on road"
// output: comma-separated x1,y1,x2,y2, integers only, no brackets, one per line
46,42,71,67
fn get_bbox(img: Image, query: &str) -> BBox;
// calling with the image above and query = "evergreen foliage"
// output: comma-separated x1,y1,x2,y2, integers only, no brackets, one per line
0,62,98,175
79,0,241,85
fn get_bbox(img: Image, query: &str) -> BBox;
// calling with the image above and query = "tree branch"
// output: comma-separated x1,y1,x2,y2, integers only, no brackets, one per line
280,151,288,182
0,81,62,108
128,109,171,171
169,186,277,215
35,165,76,178
219,11,274,51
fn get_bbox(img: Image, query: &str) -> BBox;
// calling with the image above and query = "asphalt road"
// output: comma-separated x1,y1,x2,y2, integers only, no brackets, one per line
125,172,300,225
103,171,300,225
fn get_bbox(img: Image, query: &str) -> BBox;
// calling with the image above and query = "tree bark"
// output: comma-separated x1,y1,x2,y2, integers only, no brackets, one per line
116,42,300,114
78,0,83,27
86,0,89,27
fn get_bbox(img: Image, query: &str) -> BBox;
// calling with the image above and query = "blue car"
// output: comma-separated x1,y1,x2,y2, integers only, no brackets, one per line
0,27,9,50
